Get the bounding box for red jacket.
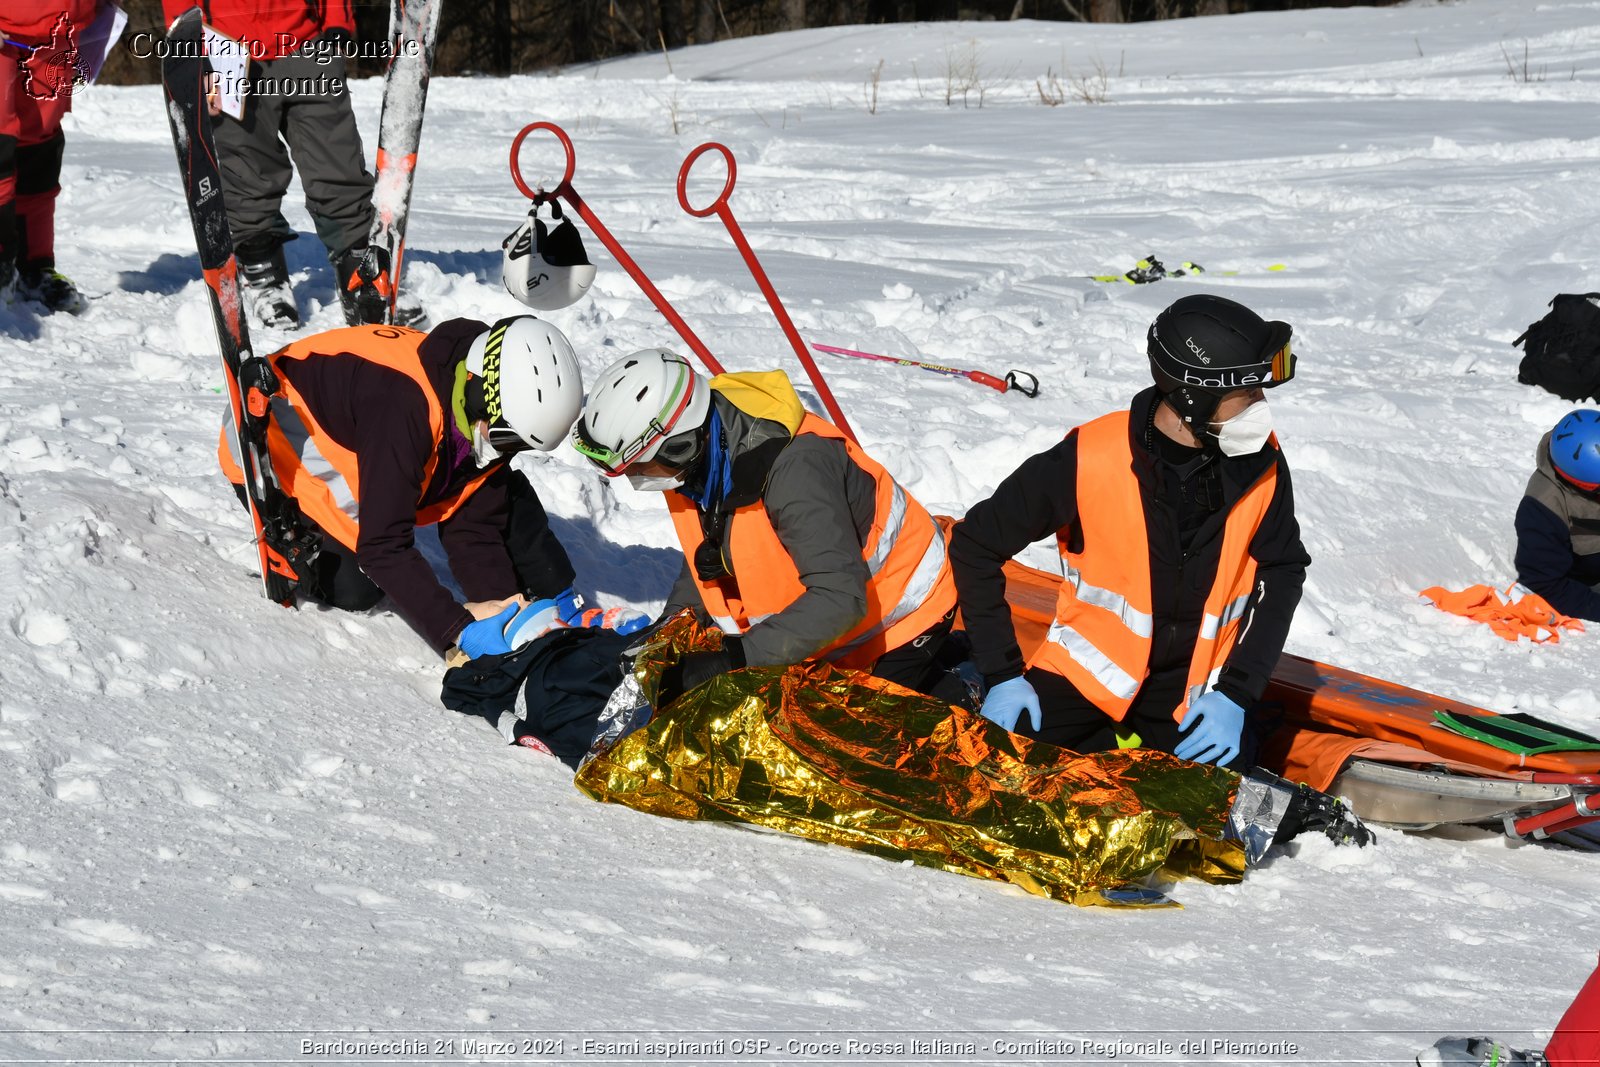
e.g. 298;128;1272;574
158;1;355;60
1;1;100;44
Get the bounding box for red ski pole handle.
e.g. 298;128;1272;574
678;141;858;443
677;142;737;218
509;121;575;200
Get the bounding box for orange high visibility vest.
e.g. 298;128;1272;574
666;413;956;670
217;325;496;551
1027;410;1278;722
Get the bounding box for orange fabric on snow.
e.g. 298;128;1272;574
1419;583;1584;644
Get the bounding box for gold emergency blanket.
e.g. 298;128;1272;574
575;621;1247;908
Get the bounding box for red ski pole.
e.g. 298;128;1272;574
510;122;725;377
811;342;1039;397
676;142;857;443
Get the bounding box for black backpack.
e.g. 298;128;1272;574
1514;293;1600;401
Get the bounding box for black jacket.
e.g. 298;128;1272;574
949;387;1309;712
440;627;633;768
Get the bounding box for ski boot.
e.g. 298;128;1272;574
552;587;652;636
334;245;388;326
1124;254;1170;285
17;263;86;314
335;245;427;328
237;244;299;328
504;597;567;652
1226;767;1374;864
1417;1037;1547;1066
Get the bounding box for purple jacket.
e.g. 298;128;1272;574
276;319;518;653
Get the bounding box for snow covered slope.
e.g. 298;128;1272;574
3;0;1598;1060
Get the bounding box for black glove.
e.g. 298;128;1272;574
655;641;744;707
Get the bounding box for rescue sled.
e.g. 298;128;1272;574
999;560;1600;843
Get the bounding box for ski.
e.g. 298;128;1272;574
1088;254;1287;284
358;0;444;325
161;8;313;605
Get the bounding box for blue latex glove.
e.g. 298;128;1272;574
978;676;1042;734
1174;690;1246;765
457;603;519;660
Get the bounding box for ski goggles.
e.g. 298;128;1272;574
572;358;698;475
1264;332;1296;387
486;422;534;455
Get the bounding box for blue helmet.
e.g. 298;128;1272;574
1550;409;1600;489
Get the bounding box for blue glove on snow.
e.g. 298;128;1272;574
1174;690;1246;765
457;603;519;660
978;676;1042;734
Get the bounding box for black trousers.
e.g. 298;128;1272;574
1014;665;1255;771
870;609;976;707
240;470;574;612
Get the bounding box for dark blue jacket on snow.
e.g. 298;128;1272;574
1514;430;1600;621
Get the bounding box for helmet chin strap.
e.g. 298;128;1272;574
1161;386;1222;439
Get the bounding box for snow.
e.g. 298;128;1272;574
3;0;1599;1059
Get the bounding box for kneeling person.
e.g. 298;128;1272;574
950;295;1310;769
573;351;958;700
221;316;610;662
1515;409;1600;622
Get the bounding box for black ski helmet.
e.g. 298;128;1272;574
1147;294;1295;429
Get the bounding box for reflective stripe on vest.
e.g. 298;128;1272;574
1027;410;1277;722
215;325;494;551
666;411;956;670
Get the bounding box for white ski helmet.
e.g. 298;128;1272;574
501;199;597;311
572;349;711;475
465;316;583;453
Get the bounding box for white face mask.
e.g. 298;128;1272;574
471;425;501;468
626;471;685;492
1210;399;1273;457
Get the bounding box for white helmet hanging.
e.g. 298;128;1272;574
572;349;711;476
501;199;597;311
465;316;583;453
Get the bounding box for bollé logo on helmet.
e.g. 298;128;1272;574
482;326;507;422
1183;367;1265;389
1186;336;1211;365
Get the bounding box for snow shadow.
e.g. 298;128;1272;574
405;248;501;286
549;513;682;610
115;252;199;296
0;301;43;340
415;515;681;611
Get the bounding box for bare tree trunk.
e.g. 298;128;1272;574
661;0;688;48
782;0;806;32
1195;0;1229;13
1088;0;1123;21
638;0;662;51
693;0;717;43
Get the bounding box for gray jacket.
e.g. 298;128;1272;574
664;392;879;667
